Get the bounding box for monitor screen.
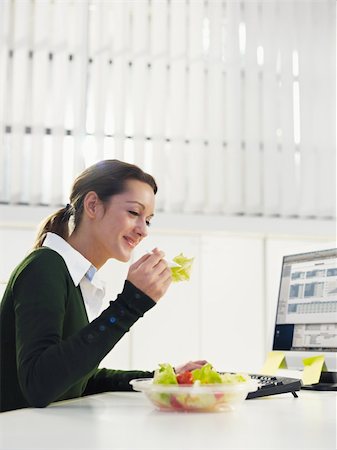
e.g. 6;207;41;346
272;248;337;371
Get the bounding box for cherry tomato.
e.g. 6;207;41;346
176;371;194;385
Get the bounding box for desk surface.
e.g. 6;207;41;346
0;390;336;450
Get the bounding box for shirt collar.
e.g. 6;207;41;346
42;232;96;287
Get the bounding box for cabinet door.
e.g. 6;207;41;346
200;234;264;373
129;233;200;370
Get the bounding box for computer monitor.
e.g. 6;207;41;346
272;248;337;387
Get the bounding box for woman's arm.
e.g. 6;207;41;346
83;368;154;395
13;250;155;408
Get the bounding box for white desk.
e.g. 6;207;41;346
0;390;335;450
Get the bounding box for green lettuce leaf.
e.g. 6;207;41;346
153;363;178;385
191;363;222;384
220;372;250;384
171;253;194;282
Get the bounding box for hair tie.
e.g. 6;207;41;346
61;203;73;222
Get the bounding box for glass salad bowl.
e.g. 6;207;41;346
130;378;258;412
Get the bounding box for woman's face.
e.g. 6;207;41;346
91;179;155;265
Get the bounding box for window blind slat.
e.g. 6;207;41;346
8;131;25;203
130;1;149;168
205;1;225;213
165;142;186;212
0;0;11;203
30;133;44;205
11;1;31;128
278;2;298;217
151;139;166;211
243;1;262;215
47;1;70;131
148;1;168;211
296;1;316;218
50;133;64;205
225;1;243;214
166;0;187;212
31;1;50;128
185;1;205;212
0;0;10;128
311;1;335;218
87;3;111;162
168;0;187;140
260;2;280;216
111;1;129;161
69;1;89;177
8;1;32;203
186;1;204;141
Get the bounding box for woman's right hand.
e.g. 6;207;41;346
127;248;172;302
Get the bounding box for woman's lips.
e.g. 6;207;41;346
124;236;137;248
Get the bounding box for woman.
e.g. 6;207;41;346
0;159;204;412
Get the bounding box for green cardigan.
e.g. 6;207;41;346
0;247;155;412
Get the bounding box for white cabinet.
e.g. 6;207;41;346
199;234;265;373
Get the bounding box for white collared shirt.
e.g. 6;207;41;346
42;232;105;322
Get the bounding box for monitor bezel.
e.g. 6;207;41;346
272;248;337;372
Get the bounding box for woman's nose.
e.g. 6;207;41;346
135;219;148;238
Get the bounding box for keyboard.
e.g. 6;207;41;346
246;374;302;399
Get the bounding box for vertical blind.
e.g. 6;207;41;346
0;0;335;219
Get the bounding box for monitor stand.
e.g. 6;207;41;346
301;371;337;391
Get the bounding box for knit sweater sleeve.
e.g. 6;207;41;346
13;250;156;408
83;368;154;396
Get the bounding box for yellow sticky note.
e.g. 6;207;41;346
302;355;326;386
260;351;287;375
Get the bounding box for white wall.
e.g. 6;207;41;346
0;205;335;374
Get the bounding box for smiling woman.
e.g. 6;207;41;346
67;179;156;267
0;159;202;413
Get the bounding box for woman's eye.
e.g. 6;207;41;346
129;211;151;227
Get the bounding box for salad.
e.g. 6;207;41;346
153;362;250;385
170;253;194;282
131;363;256;412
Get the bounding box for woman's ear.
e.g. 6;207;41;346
83;191;101;219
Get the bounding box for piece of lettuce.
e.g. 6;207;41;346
191;363;223;384
220;372;250;384
153;363;178;385
171;253;194;282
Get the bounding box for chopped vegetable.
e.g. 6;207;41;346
171;253;194;282
191;363;223;384
153;363;178;385
176;371;194;385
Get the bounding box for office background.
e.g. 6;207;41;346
0;0;335;372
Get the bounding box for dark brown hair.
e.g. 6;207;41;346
33;159;157;248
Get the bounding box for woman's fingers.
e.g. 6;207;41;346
127;248;172;302
131;252;152;270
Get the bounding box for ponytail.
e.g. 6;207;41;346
33;204;73;249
